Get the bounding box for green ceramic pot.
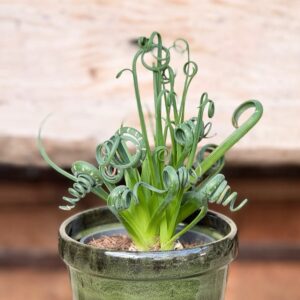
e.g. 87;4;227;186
59;207;238;300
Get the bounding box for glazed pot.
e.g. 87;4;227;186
59;207;238;300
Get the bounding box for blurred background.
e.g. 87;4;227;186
0;1;299;299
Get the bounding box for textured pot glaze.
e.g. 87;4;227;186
59;207;238;300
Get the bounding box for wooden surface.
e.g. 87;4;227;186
0;0;299;166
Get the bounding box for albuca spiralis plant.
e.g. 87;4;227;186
39;32;263;251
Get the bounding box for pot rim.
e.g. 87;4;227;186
59;206;237;256
59;206;238;279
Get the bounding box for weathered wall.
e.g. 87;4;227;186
0;0;299;166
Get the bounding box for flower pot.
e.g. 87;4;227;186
59;207;238;300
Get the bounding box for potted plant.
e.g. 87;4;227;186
39;32;263;300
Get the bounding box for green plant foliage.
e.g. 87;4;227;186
38;32;263;251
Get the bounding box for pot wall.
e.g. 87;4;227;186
69;265;228;300
59;207;238;300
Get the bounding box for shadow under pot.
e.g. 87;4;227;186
59;206;238;300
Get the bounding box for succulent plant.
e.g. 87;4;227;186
39;32;263;251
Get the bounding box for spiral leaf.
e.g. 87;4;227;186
96;127;146;170
71;161;103;185
138;32;171;72
108;185;138;212
60;174;95;210
196;144;225;177
60;161;103;210
175;118;200;148
172;38;189;54
95;126;147;185
207;174;248;211
183;61;198;78
183;174;247;212
194;100;263;178
99;165;124;184
153;146;170;164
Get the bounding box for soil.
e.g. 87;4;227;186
88;234;201;251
